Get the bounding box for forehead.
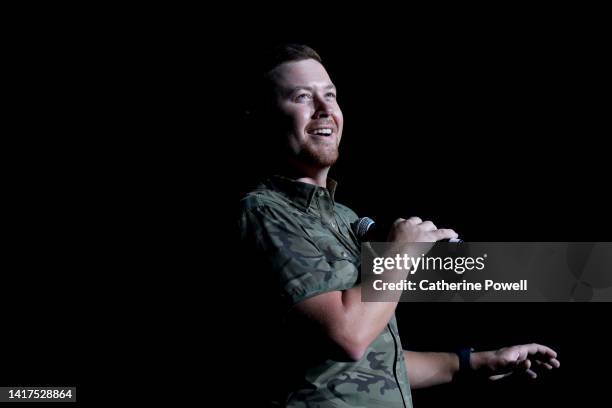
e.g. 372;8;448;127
270;59;334;89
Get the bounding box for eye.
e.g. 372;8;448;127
294;93;312;102
325;92;336;99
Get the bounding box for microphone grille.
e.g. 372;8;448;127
354;217;375;240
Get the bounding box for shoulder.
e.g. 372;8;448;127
239;187;288;214
238;188;303;234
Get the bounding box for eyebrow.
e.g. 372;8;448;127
286;84;337;94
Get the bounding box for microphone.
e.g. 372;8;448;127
353;217;381;242
353;216;463;243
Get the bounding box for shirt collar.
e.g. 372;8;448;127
265;175;337;210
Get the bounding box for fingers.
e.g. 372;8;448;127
406;216;422;225
391;216;458;243
488;344;560;383
523;343;558;359
550;358;560;368
431;228;459;241
533;360;554;370
489;373;513;381
513;355;560;380
419;220;437;231
520;355;561;379
393;218;406;225
407;217;458;240
515;344;561;380
489;360;537;381
521;360;538;379
508;343;558;365
514;343;561;372
533;357;560;369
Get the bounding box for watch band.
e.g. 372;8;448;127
457;347;474;372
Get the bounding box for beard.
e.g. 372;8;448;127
296;138;339;168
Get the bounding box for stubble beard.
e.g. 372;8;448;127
298;138;339;168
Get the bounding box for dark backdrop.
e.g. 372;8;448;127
4;10;609;407
225;26;611;407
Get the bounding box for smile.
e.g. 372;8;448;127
307;128;334;136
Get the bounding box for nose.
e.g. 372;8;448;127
312;109;331;119
312;96;333;119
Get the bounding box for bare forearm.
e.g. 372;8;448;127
344;239;436;349
404;351;459;389
337;245;415;359
294;225;456;361
338;285;400;358
293;283;401;361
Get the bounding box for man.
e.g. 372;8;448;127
238;44;559;407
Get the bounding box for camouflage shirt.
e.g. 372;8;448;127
238;175;412;407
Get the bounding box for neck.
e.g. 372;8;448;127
296;173;328;187
281;160;330;187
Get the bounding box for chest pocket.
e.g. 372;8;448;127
315;235;355;262
296;211;359;264
297;212;360;288
314;234;360;289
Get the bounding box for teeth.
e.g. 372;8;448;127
311;128;333;135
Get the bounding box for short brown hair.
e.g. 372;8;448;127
261;44;322;76
246;43;324;120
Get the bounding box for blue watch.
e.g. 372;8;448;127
457;347;474;372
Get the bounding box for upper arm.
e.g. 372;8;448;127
240;201;363;358
240;202;356;309
292;290;345;331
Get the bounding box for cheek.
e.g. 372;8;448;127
334;110;344;131
290;108;312;133
277;103;312;133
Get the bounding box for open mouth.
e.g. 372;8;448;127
306;127;334;137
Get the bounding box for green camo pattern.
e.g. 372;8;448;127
238;176;412;407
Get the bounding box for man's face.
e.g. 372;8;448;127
270;58;344;168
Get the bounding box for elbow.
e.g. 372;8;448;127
335;329;371;362
344;343;368;362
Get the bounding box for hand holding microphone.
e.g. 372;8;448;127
354;216;462;243
354;216;462;268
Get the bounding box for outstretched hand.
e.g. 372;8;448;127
472;343;560;380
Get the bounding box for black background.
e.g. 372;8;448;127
3;6;610;407
223;16;611;408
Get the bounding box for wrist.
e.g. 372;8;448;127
470;350;484;371
452;347;475;383
457;347;474;372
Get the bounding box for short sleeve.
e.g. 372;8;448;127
239;202;357;309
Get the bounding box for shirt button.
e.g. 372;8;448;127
341;251;348;257
317;191;324;197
